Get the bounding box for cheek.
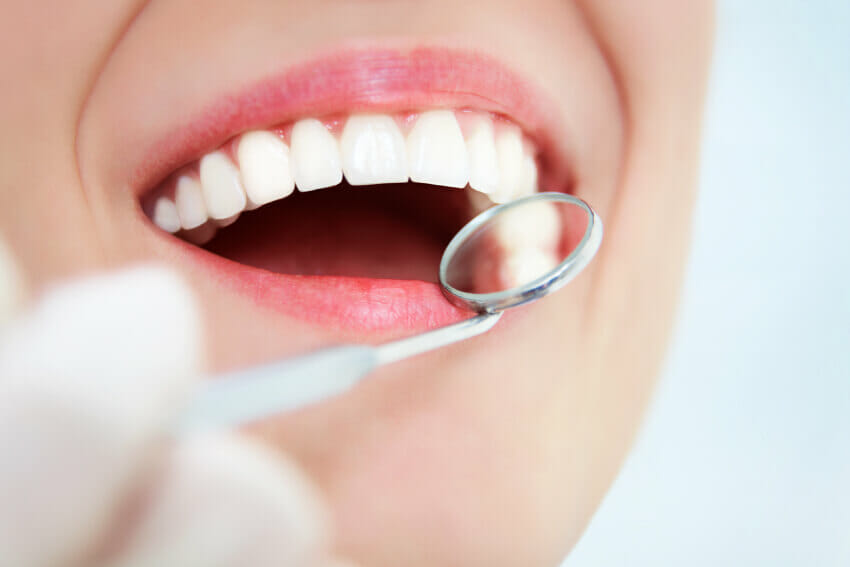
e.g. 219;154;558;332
0;1;153;287
0;157;105;287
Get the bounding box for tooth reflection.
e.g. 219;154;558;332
499;248;560;289
465;200;562;293
493;200;561;252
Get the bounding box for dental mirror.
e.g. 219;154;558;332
179;192;602;431
440;192;602;313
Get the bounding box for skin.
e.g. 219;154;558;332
0;1;713;566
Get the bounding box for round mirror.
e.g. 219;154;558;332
440;192;602;313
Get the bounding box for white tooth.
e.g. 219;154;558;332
183;221;218;246
237;131;295;205
407;110;468;188
199;152;247;219
174;176;208;230
152;196;181;233
340;114;408;185
464;115;499;195
492;125;524;203
215;213;239;228
290;119;343;191
518;153;539;197
492;203;561;289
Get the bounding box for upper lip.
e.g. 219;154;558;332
134;45;576;338
132;46;574;199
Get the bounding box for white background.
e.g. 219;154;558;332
563;2;849;565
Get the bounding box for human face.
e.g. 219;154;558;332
0;1;712;565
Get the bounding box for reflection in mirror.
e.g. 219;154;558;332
443;197;590;295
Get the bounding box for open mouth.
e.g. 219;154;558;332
135;50;573;336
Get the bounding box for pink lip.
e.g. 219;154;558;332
133;46;573;196
187;240;470;335
139;46;573;336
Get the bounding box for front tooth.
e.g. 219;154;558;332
340;114;408;185
492;125;524;203
183;221;218;246
465;115;499;195
199;151;247;219
174;175;208;230
152;196;181;233
407;110;468;188
290;119;343;191
215;213;240;228
237;131;295;205
518;153;539;197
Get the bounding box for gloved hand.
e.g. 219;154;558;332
0;241;349;567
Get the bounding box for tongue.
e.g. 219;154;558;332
205;183;471;282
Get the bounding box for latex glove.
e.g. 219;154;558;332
0;243;345;567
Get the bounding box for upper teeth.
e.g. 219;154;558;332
465;114;500;196
148;109;540;239
290;118;343;191
341;114;409;185
237;130;295;206
408;110;469;188
174;175;207;230
198;151;247;220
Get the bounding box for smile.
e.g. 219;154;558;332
135;48;574;337
4;0;714;563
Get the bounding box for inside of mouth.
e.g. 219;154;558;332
203;182;473;282
143;109;562;282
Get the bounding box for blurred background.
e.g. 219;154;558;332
563;1;849;565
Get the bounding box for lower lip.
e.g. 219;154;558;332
185;239;470;335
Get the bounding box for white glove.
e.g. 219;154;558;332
0;241;348;567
